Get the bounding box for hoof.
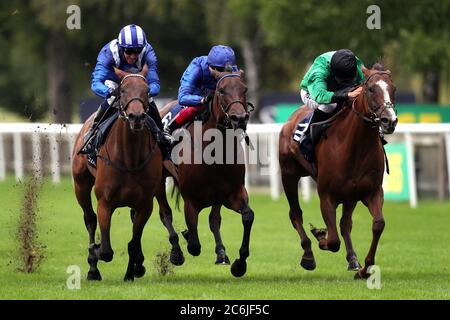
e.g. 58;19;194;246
134;264;146;278
170;249;185;266
310;224;327;241
87;270;102;281
187;244;201;257
124;275;134;282
300;257;316;271
347;259;362;271
181;230;189;241
99;251;114;263
354;269;369;280
230;259;247;277
215;254;230;265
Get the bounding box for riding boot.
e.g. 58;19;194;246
83;103;109;145
296;109;329;162
147;99;175;146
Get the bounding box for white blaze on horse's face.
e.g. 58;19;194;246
374;78;398;134
376;80;397;122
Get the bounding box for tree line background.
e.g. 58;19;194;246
0;0;449;123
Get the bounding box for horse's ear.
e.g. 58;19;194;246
114;67;128;80
140;64;148;77
372;62;385;71
362;65;371;78
209;66;221;80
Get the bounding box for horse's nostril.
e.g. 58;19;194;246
230;115;239;122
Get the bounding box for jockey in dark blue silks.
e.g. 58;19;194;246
84;24;173;149
164;45;239;133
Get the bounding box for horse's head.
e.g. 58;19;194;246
113;65;149;132
209;68;253;131
361;64;398;134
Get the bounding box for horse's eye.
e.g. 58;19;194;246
219;89;226;95
368;86;375;93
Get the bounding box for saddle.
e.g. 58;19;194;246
84;109;160;168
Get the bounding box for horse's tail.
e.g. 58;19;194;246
170;179;181;212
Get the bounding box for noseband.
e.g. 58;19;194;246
117;74;149;120
352;71;396;127
214;73;255;128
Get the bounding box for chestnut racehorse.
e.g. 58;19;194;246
72;65;183;281
158;70;255;277
279;64;398;279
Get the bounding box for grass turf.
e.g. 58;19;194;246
0;176;449;300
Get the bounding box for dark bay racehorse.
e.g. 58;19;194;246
72;65;183;281
279;64;397;278
158;70;254;277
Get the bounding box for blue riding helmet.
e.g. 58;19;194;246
118;24;147;49
207;45;237;69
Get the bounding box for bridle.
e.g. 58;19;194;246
214;73;255;128
96;73;156;172
117;74;149;121
351;71;396;127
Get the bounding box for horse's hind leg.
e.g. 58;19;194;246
156;180;185;266
341;202;361;271
225;186;254;278
281;168;315;271
184;200;201;256
96;200;114;262
209;205;230;265
356;189;385;279
124;206;151;282
74;174;101;281
316;195;340;252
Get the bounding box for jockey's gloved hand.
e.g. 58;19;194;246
331;88;350;103
108;87;120;98
201;92;214;105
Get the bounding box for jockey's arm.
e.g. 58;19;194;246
178;63;203;106
91;62;114;99
307;73;335;104
144;47;160;97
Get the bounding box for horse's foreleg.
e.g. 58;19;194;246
96;200;114;263
184;200;201;256
281;169;315;271
341;202;361;271
156;180;185;266
74;176;101;281
356;189;385;279
318;195;340;252
124;206;151;282
209;205;230;265
226;186;254;278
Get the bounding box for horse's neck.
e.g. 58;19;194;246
336;96;381;161
108;119;152;165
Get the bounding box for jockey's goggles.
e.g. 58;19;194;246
123;47;143;55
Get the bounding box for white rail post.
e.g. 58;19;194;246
0;133;5;181
49;133;60;184
13;132;23;181
405;132;418;208
301;177;311;202
269;132;279;200
445;133;450;198
31;132;42;181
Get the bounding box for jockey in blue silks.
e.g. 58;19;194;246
85;24;173;147
164;45;239;133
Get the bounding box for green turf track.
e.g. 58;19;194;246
0;176;449;300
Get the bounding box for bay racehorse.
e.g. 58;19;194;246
279;64;397;279
158;69;255;277
72;65;183;281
